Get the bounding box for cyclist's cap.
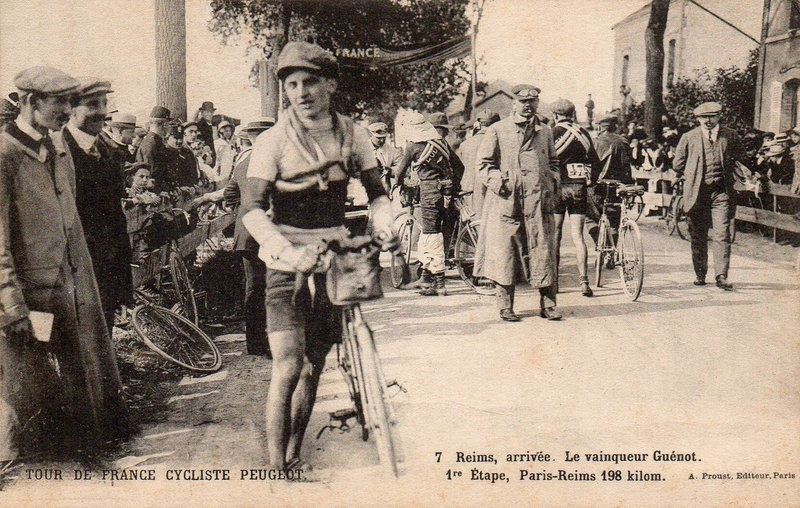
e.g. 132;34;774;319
277;41;338;81
368;122;389;137
14;66;80;97
693;101;722;117
598;113;619;125
511;84;540;100
551;98;576;116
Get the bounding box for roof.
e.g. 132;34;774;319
612;0;678;30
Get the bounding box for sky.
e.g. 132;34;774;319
0;0;740;124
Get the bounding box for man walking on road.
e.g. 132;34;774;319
242;42;394;473
672;101;746;290
474;84;562;322
551;99;602;298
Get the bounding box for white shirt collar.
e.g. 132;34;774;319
67;121;98;152
701;124;720;142
15;117;44;142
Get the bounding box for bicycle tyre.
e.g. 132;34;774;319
390;220;412;289
169;249;199;325
355;318;399;477
339;313;369;441
627;194;645;221
673;196;689;241
665;197;677;235
131;304;222;372
454;220;495;295
618;220;645;301
594;219;607;288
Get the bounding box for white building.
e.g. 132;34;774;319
611;0;762;107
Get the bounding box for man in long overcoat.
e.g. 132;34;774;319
474;84;562;322
0;67;129;460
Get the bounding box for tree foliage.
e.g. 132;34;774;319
208;0;471;122
664;48;759;135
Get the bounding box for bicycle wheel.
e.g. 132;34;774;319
390;220;412;289
618;220;645;301
673;196;689;241
664;197;677;235
454;220;495;295
353;312;398;477
594;219;607;288
131;304;222;372
339;312;369;441
169;249;199;325
627;193;645;221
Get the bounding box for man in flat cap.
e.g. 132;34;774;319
99;111;137;165
242;41;395;473
474;84;562;322
136;105;174;192
457;108;500;216
551;98;602;298
587;113;633;247
0;66;129;460
368;122;402;193
64;78;134;338
673;101;746;290
196;101;217;166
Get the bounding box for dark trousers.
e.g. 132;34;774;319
687;186;732;280
242;251;269;354
495;283;556;312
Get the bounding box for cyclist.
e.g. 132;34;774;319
588;113;634;250
394;112;458;296
551;99;602;297
241;42;394;474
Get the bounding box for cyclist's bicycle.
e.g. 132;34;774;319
445;192;495;295
390;189;493;294
664;178;688;240
299;236;400;477
129;288;222;372
594;181;646;301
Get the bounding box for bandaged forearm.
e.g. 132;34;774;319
369;195;393;235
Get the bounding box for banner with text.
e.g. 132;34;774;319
334;35;471;68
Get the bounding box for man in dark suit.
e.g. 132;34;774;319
136;105;173;191
99;112;137;165
673;101;746;290
196;101;216;166
64;78;133;334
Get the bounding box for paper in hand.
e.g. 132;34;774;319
28;311;54;342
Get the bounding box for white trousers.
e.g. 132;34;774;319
418;232;445;273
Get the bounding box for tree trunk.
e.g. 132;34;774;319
645;0;670;140
155;0;187;120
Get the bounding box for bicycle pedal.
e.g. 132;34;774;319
386;379;407;394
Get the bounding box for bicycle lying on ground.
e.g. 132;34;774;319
129;288;222;373
594;181;646;301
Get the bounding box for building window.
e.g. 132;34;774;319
621;54;630;88
780;79;800;130
666;39;676;88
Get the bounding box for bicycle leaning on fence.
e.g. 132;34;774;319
594;181;646;301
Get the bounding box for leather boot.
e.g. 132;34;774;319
420;272;446;296
580;276;593;297
414;268;432;289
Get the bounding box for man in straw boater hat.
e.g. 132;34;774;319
0;66;130;460
473;83;562;322
241;42;395;473
673;101;747;290
394;111;458;295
